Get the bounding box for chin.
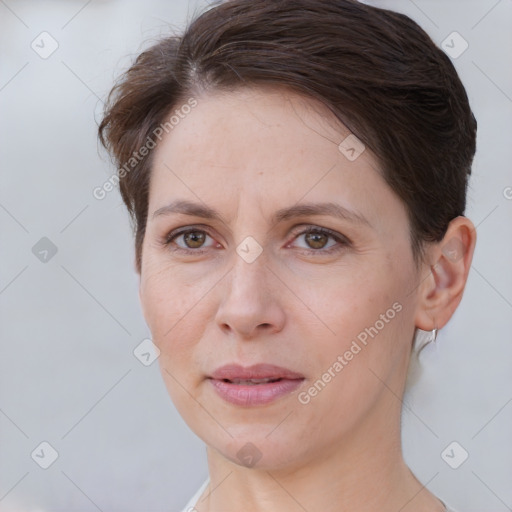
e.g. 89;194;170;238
204;429;307;471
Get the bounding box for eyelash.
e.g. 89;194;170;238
161;225;350;256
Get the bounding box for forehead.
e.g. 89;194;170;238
157;85;352;167
148;86;406;233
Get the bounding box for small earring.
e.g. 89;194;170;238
417;325;439;356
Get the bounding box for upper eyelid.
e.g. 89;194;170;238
166;224;341;238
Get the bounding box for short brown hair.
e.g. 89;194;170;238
98;0;477;273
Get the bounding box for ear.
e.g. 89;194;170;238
414;216;477;331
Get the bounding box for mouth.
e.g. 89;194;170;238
209;363;304;381
207;364;305;406
218;377;284;385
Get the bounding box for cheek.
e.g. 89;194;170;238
139;266;202;349
304;263;409;387
140;272;204;408
303;266;392;338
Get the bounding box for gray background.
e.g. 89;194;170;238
1;0;511;511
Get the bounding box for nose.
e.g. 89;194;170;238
215;251;286;340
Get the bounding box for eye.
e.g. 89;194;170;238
289;226;350;255
161;225;350;256
163;227;218;254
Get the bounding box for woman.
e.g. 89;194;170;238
98;1;476;510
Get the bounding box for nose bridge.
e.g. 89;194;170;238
215;241;285;337
227;196;269;292
227;241;270;300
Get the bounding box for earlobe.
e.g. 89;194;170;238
414;216;477;332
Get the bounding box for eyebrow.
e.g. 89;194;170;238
152;199;372;227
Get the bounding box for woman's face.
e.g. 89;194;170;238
139;86;423;470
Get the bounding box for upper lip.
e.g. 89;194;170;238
209;363;304;381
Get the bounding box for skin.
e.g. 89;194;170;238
137;85;476;512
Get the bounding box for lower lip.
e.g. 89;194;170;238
208;378;304;406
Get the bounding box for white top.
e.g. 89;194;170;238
180;478;209;512
441;500;460;512
180;477;459;512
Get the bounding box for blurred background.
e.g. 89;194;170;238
0;0;511;510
